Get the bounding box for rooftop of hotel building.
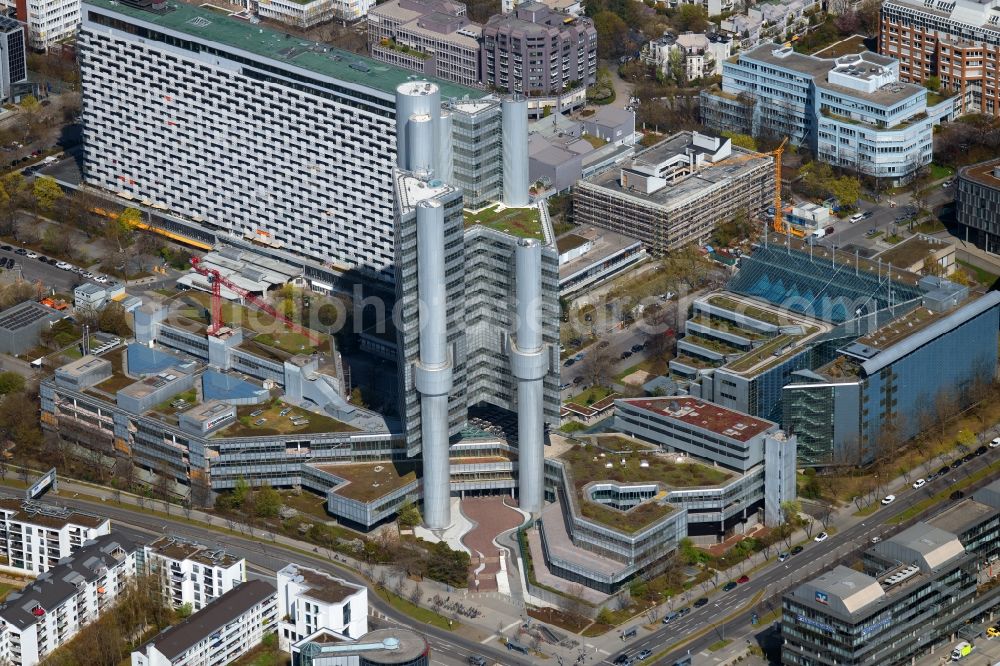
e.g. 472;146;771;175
618;397;775;442
83;0;480;99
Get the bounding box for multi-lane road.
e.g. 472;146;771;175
611;447;1000;666
0;487;527;666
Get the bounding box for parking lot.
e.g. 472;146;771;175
912;629;1000;666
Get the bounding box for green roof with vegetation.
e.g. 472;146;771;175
215;402;359;437
464;204;544;240
316;461;419;501
558;443;732;533
84;0;479;99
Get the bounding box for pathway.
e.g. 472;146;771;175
460;496;524;593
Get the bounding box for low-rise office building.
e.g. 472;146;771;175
277;564;368;651
556;226;646;296
130;580;277;666
144;536;245;612
291;627;430;666
0;300;62;356
782;516;1000;665
0;499;110;575
572;131;774;254
0;533;142;666
956;158;1000;254
701;43;955;182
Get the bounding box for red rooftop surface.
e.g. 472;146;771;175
619;397;774;442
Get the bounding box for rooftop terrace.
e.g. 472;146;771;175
463;204;544;240
874;235;951;269
214;402;359;437
557;441;732;532
618;397;774;442
83;0;479;99
313;461;418;501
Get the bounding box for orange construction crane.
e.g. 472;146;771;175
189;257;320;344
704;138;796;238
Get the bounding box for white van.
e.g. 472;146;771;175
849;212;865;224
951;641;973;660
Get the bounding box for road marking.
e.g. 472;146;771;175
481;621;521;643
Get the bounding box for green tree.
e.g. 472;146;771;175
925;75;941;92
397;499;421;528
0;372;25;395
828;176;861;209
176;602;193;619
42;224;73;258
676;3;709;32
592;11;629;59
721;131;758;151
232;476;250;507
98;302;133;337
32;176;64;214
254;483;281;518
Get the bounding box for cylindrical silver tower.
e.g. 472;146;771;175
414;199;453;531
407;113;434;175
510;239;547;516
436;110;454;186
501;95;529;208
395;81;441;172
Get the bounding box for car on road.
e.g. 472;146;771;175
663;611;680;624
14;248;26;255
636;649;652;661
991;437;1000;448
82;271;93;279
976;445;988;456
95;275;108;283
564;358;575;367
722;581;738;592
613;655;631;666
988;626;1000;639
573;376;584;384
871;536;882;544
25;251;37;259
950;490;965;500
676;607;690;618
621;351;632;359
0;246;10;251
912;478;926;489
737;575;750;584
939;465;951;475
693;597;709;608
814;532;829;543
467;656;487;666
791;545;804;555
881;494;896;505
778;552;790;562
953;457;965;468
849;212;865;224
56;261;71;270
559;382;571;390
631;344;644;353
963;453;974;462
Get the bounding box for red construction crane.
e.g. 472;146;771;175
189;257;320;344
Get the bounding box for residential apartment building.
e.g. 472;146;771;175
256;0;375;28
368;0;482;88
481;2;597;100
701;43;953;182
2;0;79;51
0;533;142;666
143;536;245;612
642;32;731;81
572;131;774;254
0;498;110;575
880;0;1000;116
783;516;1000;665
956;157;1000;253
0;16;26;102
276;564;368;651
78;0;478;286
131;580;277;666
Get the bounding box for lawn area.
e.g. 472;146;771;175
0;582;17;602
318;461;419;502
278;489;330;520
913;219;946;234
958;260;998;286
884;234;905;245
380;589;455;630
216;401;359;437
929;163;955;180
464;204;543;240
708;639;732;651
812;35;868;58
559;421;587;433
152;388;197;416
567;385;615;405
581;133;608;149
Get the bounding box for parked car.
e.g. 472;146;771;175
939;465;951;475
82;271;93;279
250;409;264;417
56;261;71;270
814;532;829;543
0;245;10;251
25;251;37;259
912;478;926;489
636;649;652;661
279;408;292;416
253;418;267;426
976;445;988;456
991;437;1000;448
987;626;1000;639
881;495;896;505
95;275;108;283
564;358;575;367
778;552;790;562
630;344;644;353
722;581;738;592
871;536;882;544
621;351;632;359
791;545;804;555
693;597;709;608
598;341;610;349
573;376;584;385
662;611;679;624
676;607;690;618
14;248;26;255
737;575;750;584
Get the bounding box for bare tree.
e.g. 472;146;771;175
644;604;662;625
